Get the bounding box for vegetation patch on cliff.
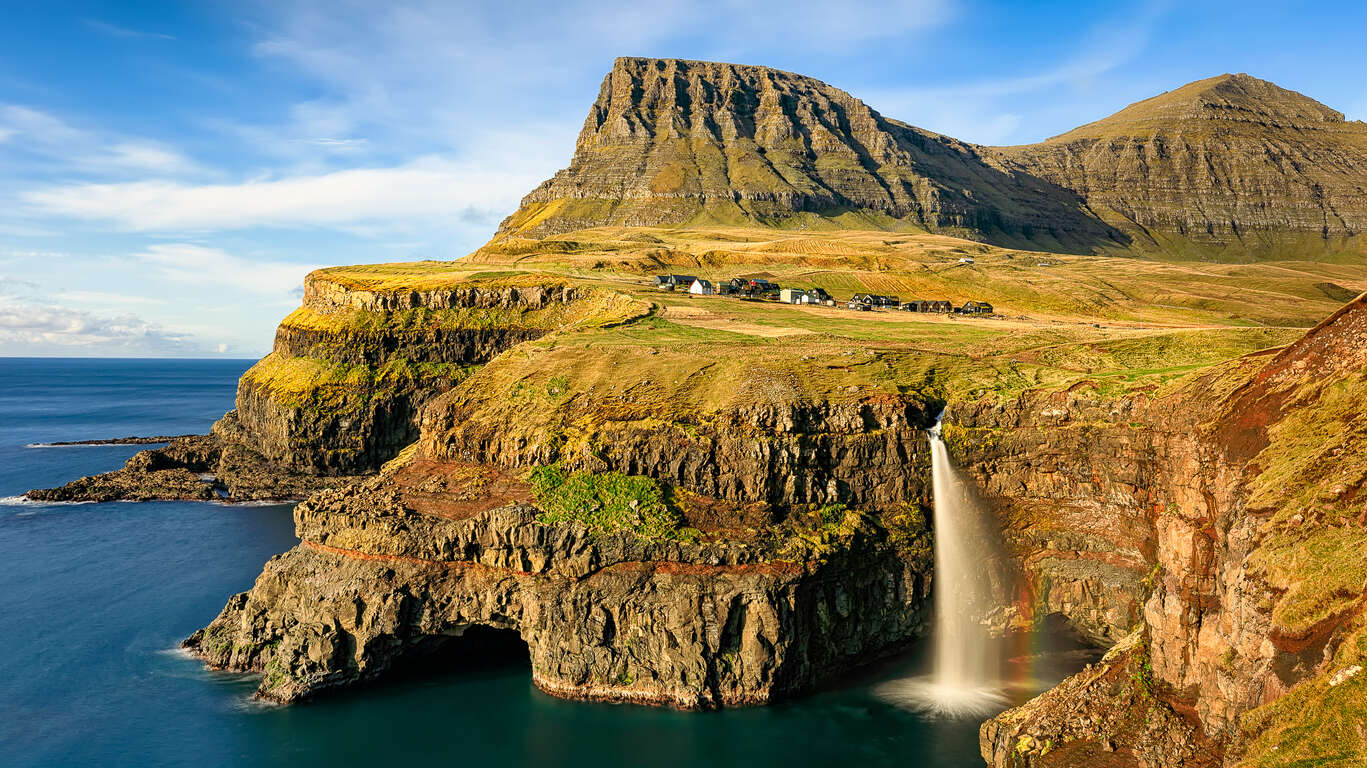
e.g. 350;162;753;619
529;464;695;542
242;353;474;409
1245;370;1367;636
1238;622;1367;766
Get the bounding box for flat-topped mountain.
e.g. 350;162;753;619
1002;73;1367;259
495;59;1367;260
495;57;1122;252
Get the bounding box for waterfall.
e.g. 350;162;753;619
876;413;1007;718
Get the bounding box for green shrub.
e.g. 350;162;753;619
529;464;686;541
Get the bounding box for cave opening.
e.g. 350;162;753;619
396;625;531;682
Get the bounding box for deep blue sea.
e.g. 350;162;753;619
0;358;1091;767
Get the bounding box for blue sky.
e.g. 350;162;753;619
1;0;1364;357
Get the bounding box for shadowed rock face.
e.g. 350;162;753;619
497;57;1123;252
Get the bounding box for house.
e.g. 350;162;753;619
851;293;874;305
689;279;715;296
960;300;994;314
799;287;831;305
847;300;871;311
653;274;698;290
731;277;779;297
874;294;900;307
779;288;804;304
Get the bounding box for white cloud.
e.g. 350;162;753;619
0;298;204;356
0;104;203;178
131;244;317;297
22;155;539;233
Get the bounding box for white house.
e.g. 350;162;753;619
689;279;715;296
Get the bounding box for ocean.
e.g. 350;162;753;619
0;358;1091;767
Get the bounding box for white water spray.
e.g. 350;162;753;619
877;414;1007;718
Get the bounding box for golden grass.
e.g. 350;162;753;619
465;225;1367;328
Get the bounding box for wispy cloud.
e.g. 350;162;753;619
83;18;176;41
0;104;203;178
130;244;316;298
0;298;203;356
22;155;539;233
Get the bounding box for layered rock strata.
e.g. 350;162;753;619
495;59;1367;260
977;294;1367;765
1003;74;1367;259
495;57;1120;251
185;478;930;706
232;276;643;475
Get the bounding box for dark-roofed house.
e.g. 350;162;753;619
904;299;953;312
653;274;699;290
961;301;994;315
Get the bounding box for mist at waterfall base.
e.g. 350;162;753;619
876;416;1035;719
1;359;1100;767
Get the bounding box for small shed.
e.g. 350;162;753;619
779;288;804;304
689;279;715;296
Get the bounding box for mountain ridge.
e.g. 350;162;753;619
493;58;1367;261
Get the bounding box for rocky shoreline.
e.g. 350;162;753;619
26;418;357;503
30;434;197;447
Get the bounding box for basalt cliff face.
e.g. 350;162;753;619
975;295;1367;766
179;266;943;706
29;272;649;502
186;482;929;707
494;59;1367;260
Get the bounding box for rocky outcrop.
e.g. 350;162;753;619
426;391;937;513
978;294;1367;765
979;632;1218;768
948;396;1163;645
27;429;354;502
185;478;931;706
229;274;648;475
495;57;1122;251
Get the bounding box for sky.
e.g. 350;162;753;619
1;0;1364;357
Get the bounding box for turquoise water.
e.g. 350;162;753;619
0;358;1094;767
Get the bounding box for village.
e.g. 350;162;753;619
650;274;995;315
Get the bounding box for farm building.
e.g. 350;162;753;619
779;288;804;304
653;274;698;289
730;278;780;297
901;300;953;313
